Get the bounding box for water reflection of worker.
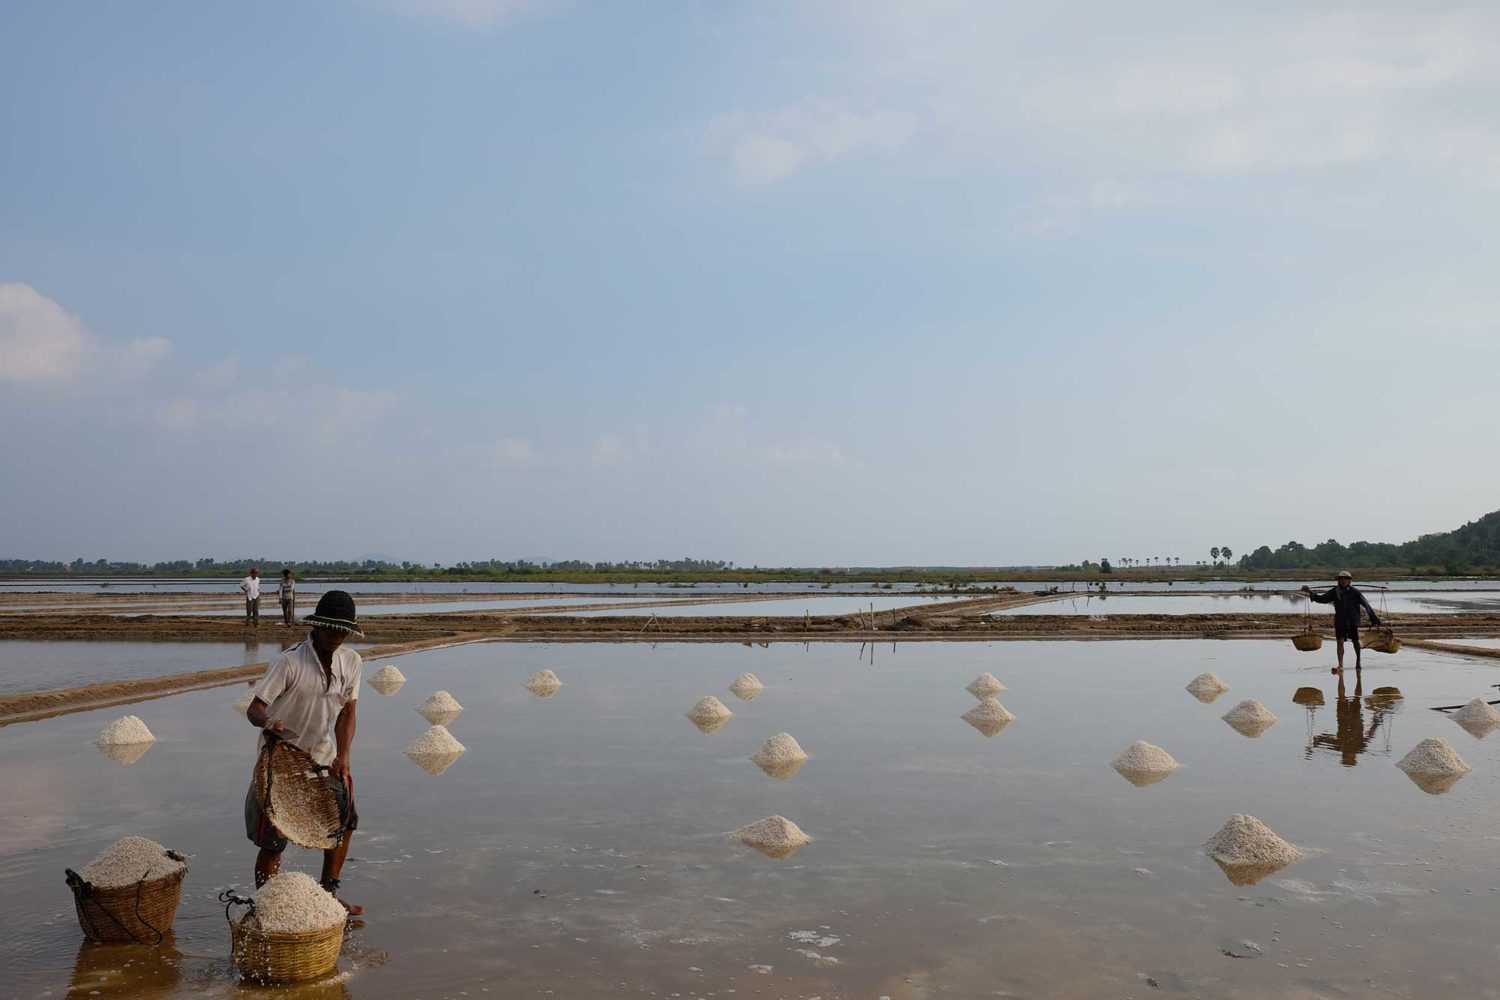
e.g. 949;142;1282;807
1301;570;1380;673
1309;673;1387;766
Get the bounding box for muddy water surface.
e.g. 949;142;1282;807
3;640;1500;998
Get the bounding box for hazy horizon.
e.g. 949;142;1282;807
4;2;1498;565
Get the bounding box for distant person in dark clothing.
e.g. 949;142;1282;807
1302;571;1380;674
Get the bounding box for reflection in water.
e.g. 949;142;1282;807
407;750;465;776
69;935;183;999
96;741;153;765
1303;675;1400;766
1212;858;1292;886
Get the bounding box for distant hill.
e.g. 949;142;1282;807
1239;510;1500;573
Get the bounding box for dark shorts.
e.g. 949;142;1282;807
245;770;358;853
1335;622;1362;645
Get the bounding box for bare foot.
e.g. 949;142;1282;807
335;895;363;916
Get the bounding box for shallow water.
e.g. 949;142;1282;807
997;591;1500;615
561;594;968;618
0;640;292;696
4;639;1500;997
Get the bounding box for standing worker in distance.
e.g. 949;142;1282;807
240;566;261;626
1302;571;1381;674
244;590;365;915
278;568;296;627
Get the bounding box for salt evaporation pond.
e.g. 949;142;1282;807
994;591;1499;615
561;594;969;617
3;640;1500;997
0;640;287;696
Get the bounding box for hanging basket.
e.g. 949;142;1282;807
65;853;187;944
223;891;344;984
1363;626;1400;654
1292;632;1324;652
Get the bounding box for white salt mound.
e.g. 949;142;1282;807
1186;672;1229;696
1396;738;1471;776
525;669;563;692
1203;814;1302;867
1221;700;1276;725
416;690;463;723
963;697;1015;724
729;815;811;858
751;732;808;767
686;696;733;722
405;725;466;757
232;690;256;716
1111;740;1179;775
80;836;185;889
729;673;764;697
1450;699;1500;727
370;664;406;685
965;672;1006;697
246;871;346;933
97;715;155;746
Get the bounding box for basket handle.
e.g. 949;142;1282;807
220;888;255;927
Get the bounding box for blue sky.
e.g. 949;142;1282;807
3;1;1498;565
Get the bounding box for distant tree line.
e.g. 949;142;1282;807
0;556;735;577
1237;510;1500;574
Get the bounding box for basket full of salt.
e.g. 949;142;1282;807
66;836;188;944
223;871;346;984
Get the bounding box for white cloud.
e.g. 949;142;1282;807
0;283;171;384
813;3;1500;209
0;283;93;383
712;100;918;183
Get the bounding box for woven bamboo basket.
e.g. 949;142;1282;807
224;894;344;984
66;853;187;944
1362;627;1400;654
1292;632;1323;652
252;738;345;850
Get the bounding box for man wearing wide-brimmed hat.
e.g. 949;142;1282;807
244;590;365;915
1302;571;1380;674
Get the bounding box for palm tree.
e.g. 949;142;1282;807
1221;546;1233;566
1211;546;1220;566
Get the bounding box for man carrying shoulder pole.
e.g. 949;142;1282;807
1301;571;1381;674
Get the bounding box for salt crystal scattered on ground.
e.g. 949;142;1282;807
686;696;733;723
96;715;155;746
728;673;764;700
965;673;1006;698
524;670;563;695
1203;814;1301;884
245;871;346;933
416;691;463;724
1111;740;1178;786
1186;673;1229;701
1396;738;1470;775
728;815;811;859
80;836;185;889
